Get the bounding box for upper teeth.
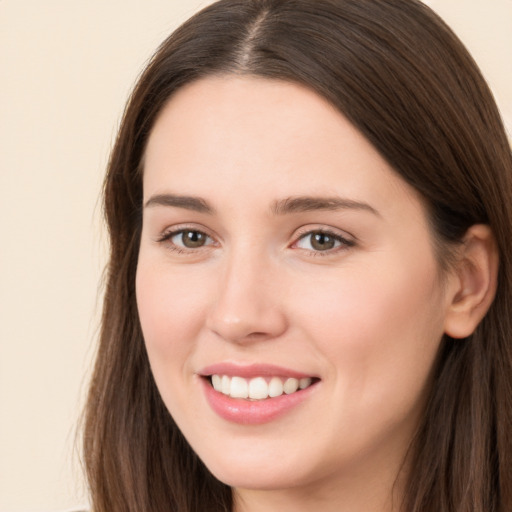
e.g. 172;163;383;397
210;375;313;400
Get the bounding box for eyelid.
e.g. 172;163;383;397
154;223;355;256
156;224;219;249
290;225;356;254
292;224;355;241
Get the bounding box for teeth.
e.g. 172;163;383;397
249;377;268;400
212;374;222;391
230;376;248;398
221;375;230;394
299;377;312;389
268;376;283;397
283;378;299;394
210;374;314;400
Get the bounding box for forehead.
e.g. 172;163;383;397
143;76;423;220
145;76;369;173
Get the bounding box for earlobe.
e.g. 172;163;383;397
443;224;499;339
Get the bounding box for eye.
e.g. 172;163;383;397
158;228;216;251
173;230;211;248
294;230;354;253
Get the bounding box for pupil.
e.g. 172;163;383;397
182;231;205;248
311;233;335;251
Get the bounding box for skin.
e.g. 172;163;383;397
136;76;463;512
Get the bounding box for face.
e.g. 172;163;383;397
136;77;454;496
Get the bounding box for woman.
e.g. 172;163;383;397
83;0;512;510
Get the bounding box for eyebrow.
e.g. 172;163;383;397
271;196;380;217
144;193;214;213
144;193;380;217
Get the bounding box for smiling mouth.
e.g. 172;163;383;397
207;374;318;400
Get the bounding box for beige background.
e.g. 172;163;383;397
1;1;510;511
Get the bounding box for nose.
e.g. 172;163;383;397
206;249;288;344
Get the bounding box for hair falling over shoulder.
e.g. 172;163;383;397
82;1;512;511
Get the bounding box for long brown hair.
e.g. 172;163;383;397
83;1;512;510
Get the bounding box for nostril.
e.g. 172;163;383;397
245;331;271;340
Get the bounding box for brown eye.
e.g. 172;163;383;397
310;232;336;251
171;230;212;249
295;230;353;253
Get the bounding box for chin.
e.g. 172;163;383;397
209;465;302;491
197;445;317;491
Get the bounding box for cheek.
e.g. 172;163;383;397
293;254;446;404
288;258;446;466
135;262;209;377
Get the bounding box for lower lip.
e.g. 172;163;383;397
200;378;317;425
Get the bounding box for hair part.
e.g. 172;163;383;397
83;1;512;511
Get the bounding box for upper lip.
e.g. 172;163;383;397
198;362;317;380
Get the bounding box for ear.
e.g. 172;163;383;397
443;224;499;339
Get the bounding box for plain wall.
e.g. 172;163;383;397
1;1;510;511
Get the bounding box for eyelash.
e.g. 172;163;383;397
156;226;217;254
292;228;355;256
156;226;355;257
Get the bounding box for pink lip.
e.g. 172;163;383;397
199;362;315;380
198;363;319;425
